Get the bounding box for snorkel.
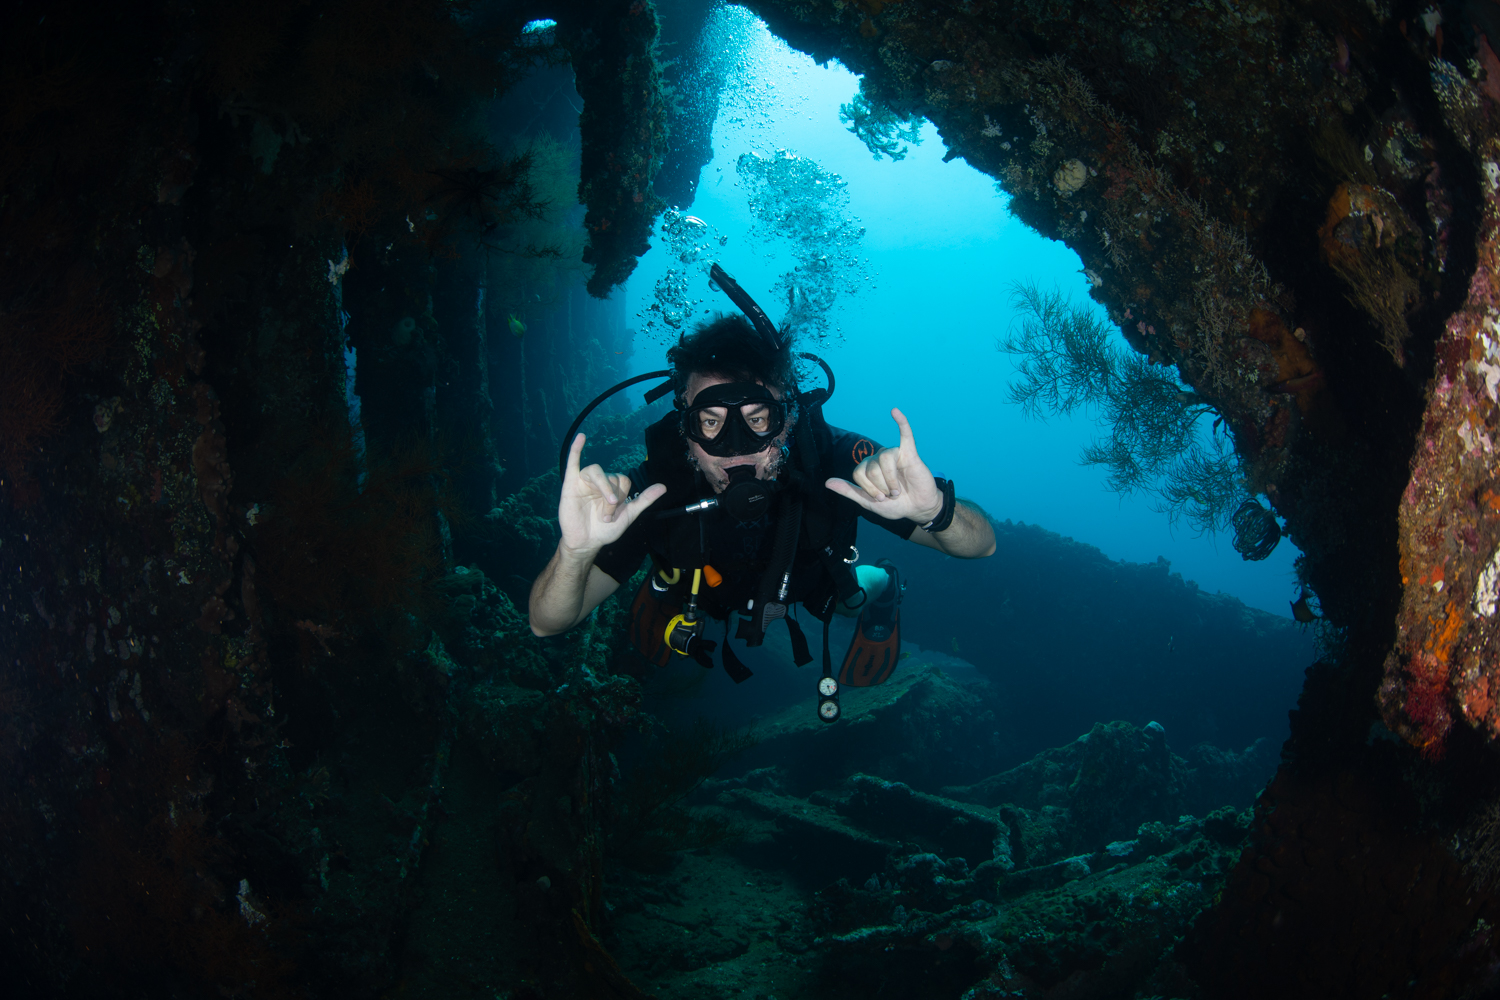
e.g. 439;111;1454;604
708;263;782;349
702;263;836;409
676;265;794;462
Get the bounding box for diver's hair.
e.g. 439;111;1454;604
667;313;798;403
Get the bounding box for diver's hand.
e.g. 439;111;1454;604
825;408;944;523
558;433;666;553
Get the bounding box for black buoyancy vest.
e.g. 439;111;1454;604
631;403;864;637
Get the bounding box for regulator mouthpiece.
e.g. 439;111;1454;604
721;464;776;521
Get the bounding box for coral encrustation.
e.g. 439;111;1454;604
1382;129;1500;755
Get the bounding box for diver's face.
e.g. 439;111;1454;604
683;373;789;492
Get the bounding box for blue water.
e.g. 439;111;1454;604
622;8;1301;617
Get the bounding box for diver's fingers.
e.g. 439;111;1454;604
563;433;587;489
609;473;633;500
877;447;904;497
618;482;668;526
851;458;890;501
825;477;881;513
580;464;618;509
892;408;917;455
850;460;874;495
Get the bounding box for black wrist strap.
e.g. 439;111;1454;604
921;477;957;533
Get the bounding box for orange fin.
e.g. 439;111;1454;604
839;605;901;687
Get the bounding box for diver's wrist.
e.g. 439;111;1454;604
559;539;602;564
918;478;957;532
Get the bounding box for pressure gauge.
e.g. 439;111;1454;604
817;676;840;723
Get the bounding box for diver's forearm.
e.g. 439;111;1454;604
528;543;599;636
925;502;996;558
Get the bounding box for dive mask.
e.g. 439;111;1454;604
682;381;787;457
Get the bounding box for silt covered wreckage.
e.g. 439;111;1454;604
4;0;1500;996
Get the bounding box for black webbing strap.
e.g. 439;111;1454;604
801;498;861;608
818;545;863;608
690;641;717;670
742;491;803;648
729;610;810;671
785;614;813;667
821;615;833;678
720;619;753;683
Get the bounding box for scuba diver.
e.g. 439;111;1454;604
528;265;995;722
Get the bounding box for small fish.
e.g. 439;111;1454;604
1290;588;1318;623
508;314;527;338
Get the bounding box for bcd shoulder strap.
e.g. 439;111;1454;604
736;489;802;648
